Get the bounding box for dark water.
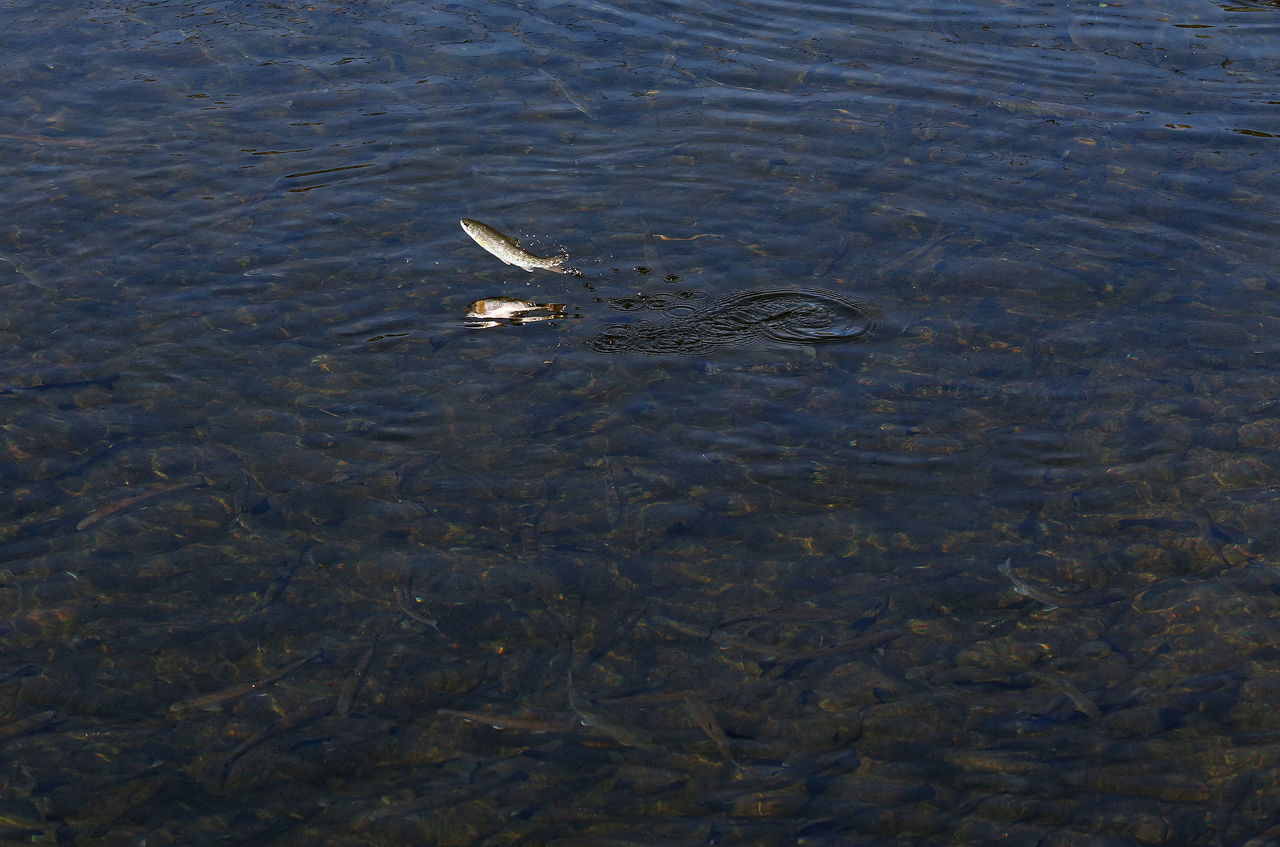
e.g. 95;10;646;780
1;0;1279;843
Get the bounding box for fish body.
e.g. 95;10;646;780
77;480;200;531
567;667;653;748
683;696;739;767
467;297;542;319
998;558;1063;610
460;218;572;274
168;650;325;716
1024;671;1101;719
464;297;568;328
438;709;573;733
0;710;63;740
537;68;597;119
997;558;1122;609
1;373;119;395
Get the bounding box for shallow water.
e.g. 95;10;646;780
1;0;1279;844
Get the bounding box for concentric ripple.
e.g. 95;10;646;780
587;289;881;355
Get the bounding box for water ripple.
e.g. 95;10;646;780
587;288;881;355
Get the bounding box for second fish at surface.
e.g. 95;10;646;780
465;297;572;329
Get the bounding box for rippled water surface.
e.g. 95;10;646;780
2;0;1279;843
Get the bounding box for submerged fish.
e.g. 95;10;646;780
682;695;739;767
77;479;203;531
997;558;1123;610
1024;670;1102;719
567;666;654;748
1;373;120;395
537;68;597;120
460;218;575;275
168;649;326;716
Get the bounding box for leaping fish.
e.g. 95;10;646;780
460;218;577;275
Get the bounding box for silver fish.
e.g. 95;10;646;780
1024;670;1101;719
465;297;568;328
537;68;597;120
997;558;1122;610
460;218;574;274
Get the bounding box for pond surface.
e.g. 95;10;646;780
2;0;1279;844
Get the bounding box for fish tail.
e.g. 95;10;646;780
556;258;584;278
550;252;578;276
